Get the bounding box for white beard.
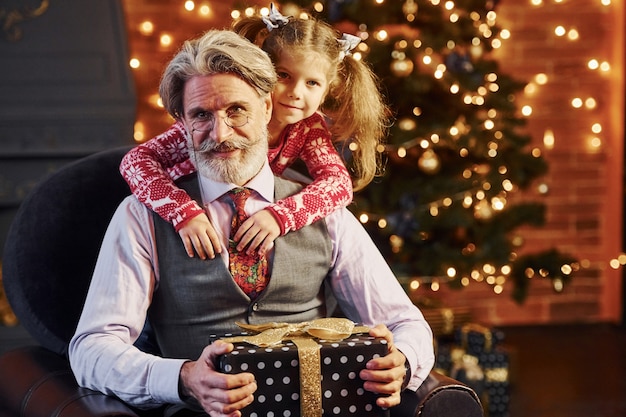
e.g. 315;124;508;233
187;128;269;185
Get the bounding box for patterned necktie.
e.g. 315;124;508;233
227;188;268;299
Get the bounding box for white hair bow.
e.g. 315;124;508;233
338;33;361;60
262;3;290;31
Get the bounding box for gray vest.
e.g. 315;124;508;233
149;174;333;359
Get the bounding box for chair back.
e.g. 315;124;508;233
2;147;132;355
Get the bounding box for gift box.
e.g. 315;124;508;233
211;319;390;417
454;323;506;355
478;348;510;417
435;323;510;417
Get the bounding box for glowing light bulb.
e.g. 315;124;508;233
375;30;388;41
139;21;154;36
198;4;211;16
133;122;145;142
535;73;548;84
543;129;555;149
160;34;173;47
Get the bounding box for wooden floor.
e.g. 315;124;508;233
0;322;625;417
502;323;626;417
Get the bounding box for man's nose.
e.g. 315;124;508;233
208;117;234;142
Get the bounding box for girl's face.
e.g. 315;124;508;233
270;51;331;128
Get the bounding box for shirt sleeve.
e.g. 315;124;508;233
68;196;186;407
324;208;435;391
119;121;205;231
265;115;354;235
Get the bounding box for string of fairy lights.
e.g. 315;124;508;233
127;0;624;296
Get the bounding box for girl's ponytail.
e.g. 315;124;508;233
325;55;391;191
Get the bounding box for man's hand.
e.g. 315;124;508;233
179;341;257;416
178;213;222;260
359;324;408;409
233;209;280;256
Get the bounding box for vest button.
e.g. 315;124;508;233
252;303;259;311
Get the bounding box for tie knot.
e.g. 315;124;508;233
228;187;251;213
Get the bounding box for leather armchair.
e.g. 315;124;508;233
0;147;482;417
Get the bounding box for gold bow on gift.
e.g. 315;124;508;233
221;318;370;347
221;318;372;417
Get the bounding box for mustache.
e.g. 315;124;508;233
194;136;254;154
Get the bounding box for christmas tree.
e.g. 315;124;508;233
274;0;577;303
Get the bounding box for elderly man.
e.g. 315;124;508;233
69;29;434;417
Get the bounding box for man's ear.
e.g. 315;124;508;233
263;94;273;123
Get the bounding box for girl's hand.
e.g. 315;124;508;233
233;209;280;256
178;213;222;259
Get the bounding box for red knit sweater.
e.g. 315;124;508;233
119;112;353;234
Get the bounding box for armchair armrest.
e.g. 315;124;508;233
392;371;483;417
0;346;140;417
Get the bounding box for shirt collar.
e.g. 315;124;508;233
198;160;275;204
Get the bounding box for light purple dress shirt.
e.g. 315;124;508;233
69;161;434;408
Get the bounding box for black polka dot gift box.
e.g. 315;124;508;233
212;319;391;417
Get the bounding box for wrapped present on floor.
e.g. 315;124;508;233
212;318;390;417
454;323;506;355
435;323;510;417
479;348;510;417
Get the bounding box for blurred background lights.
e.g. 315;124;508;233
543;129;555;149
160;33;173;47
139;21;154;35
554;25;566;36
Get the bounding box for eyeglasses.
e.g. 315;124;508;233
191;110;250;135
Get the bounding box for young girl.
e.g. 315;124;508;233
120;5;390;260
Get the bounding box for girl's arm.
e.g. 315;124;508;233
119;122;204;231
266;115;354;235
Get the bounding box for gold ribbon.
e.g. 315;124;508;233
221;318;371;417
485;367;509;382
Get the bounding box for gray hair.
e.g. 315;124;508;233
159;30;277;119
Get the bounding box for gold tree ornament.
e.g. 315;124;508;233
403;0;418;16
390;57;414;77
418;149;441;174
473;200;493;220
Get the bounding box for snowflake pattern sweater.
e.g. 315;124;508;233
119;112;353;235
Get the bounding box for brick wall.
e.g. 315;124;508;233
411;0;625;326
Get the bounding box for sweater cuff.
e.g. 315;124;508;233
263;206;288;236
172;203;206;232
